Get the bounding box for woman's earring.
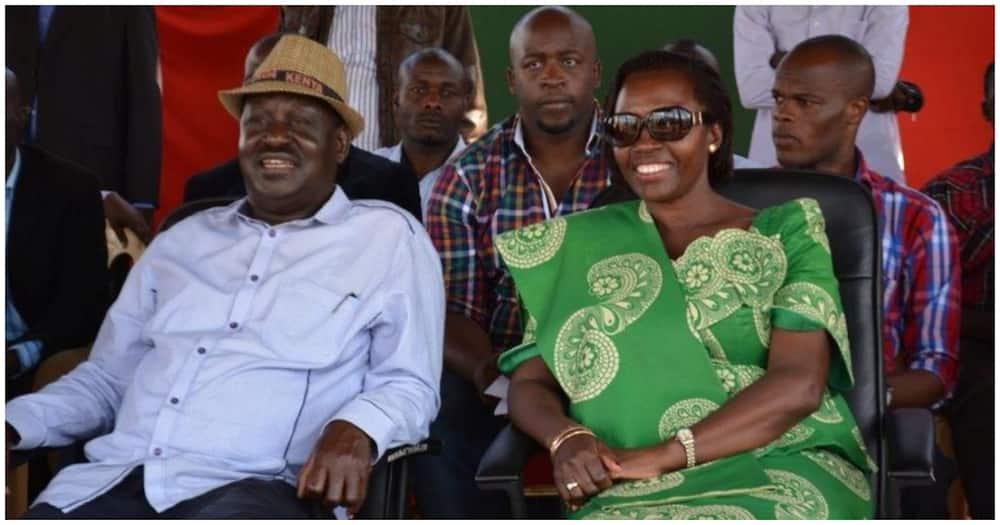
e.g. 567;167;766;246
708;144;719;154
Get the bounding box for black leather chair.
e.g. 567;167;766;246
475;168;935;518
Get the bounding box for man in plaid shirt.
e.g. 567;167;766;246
771;36;960;408
418;6;610;518
922;61;993;519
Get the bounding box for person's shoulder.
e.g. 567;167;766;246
20;145;101;196
348;198;423;238
924;152;992;193
753;197;829;246
449;117;515;170
348;146;406;175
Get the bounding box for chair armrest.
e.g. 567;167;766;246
475;423;539;491
474;424;539;519
384;439;440;464
356;439;440;519
886;407;935;481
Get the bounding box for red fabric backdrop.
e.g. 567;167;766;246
898;6;994;188
153;7;279;228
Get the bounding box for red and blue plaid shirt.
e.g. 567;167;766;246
426;111;611;354
922;144;994;312
855;153;961;397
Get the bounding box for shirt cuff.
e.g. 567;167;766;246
329;398;397;463
10;340;43;377
5;400;48;450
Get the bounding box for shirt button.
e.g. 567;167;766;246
229;322;239;329
197;347;206;354
268;230;277;238
153;448;162;456
170;397;179;405
250;275;259;282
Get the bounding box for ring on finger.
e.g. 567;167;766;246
565;481;580;491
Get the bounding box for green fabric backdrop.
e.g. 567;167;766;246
468;5;754;157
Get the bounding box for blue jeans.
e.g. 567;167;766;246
412;368;511;518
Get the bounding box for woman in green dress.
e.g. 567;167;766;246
495;50;875;519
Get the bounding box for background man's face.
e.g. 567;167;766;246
771;61;855;169
396;57;468;147
507;13;600;136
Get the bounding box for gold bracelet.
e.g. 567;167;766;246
548;426;595;456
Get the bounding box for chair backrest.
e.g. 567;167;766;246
594;168;886;512
159;197;237;233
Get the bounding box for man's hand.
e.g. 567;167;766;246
296;420;373;518
871;80;924;113
103;192;152;245
472;355;501;409
769;50;787;69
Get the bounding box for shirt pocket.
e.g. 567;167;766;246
261;280;363;367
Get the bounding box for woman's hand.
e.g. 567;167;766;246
607;444;676;480
551;432;618;509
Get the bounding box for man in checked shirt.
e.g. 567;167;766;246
922;61;994;519
419;6;611;518
771;35;961;409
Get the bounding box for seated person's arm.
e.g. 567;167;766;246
508;356;615;509
103;190;152;245
444;313;500;402
608;328;830;480
297;228;444;518
424;163;499;399
6;243;159;453
887;204;960;408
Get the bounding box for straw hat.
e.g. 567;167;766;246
218;34;365;137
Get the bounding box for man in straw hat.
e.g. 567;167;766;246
184;32;422;221
6;34;444;519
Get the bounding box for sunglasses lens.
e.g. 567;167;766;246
647;107;692;141
606;114;641;146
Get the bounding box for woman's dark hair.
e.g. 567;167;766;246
602;49;734;189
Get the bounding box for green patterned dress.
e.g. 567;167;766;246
495;198;875;519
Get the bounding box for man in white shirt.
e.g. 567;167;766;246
6;34;444;519
280;6;487;152
733;6;910;182
374;48;469;221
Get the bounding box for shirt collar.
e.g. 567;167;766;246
228;185;353;229
393;136;468;173
447;136;468;162
852;148;878;186
6;147;22;193
512;104;603;161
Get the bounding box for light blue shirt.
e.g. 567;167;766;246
373;137;467;221
6;148;43;374
6;188;444;512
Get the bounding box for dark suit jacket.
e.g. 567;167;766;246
7;145;110;358
183;146;424;221
6;6;162;206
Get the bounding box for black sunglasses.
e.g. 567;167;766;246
603;106;713;147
